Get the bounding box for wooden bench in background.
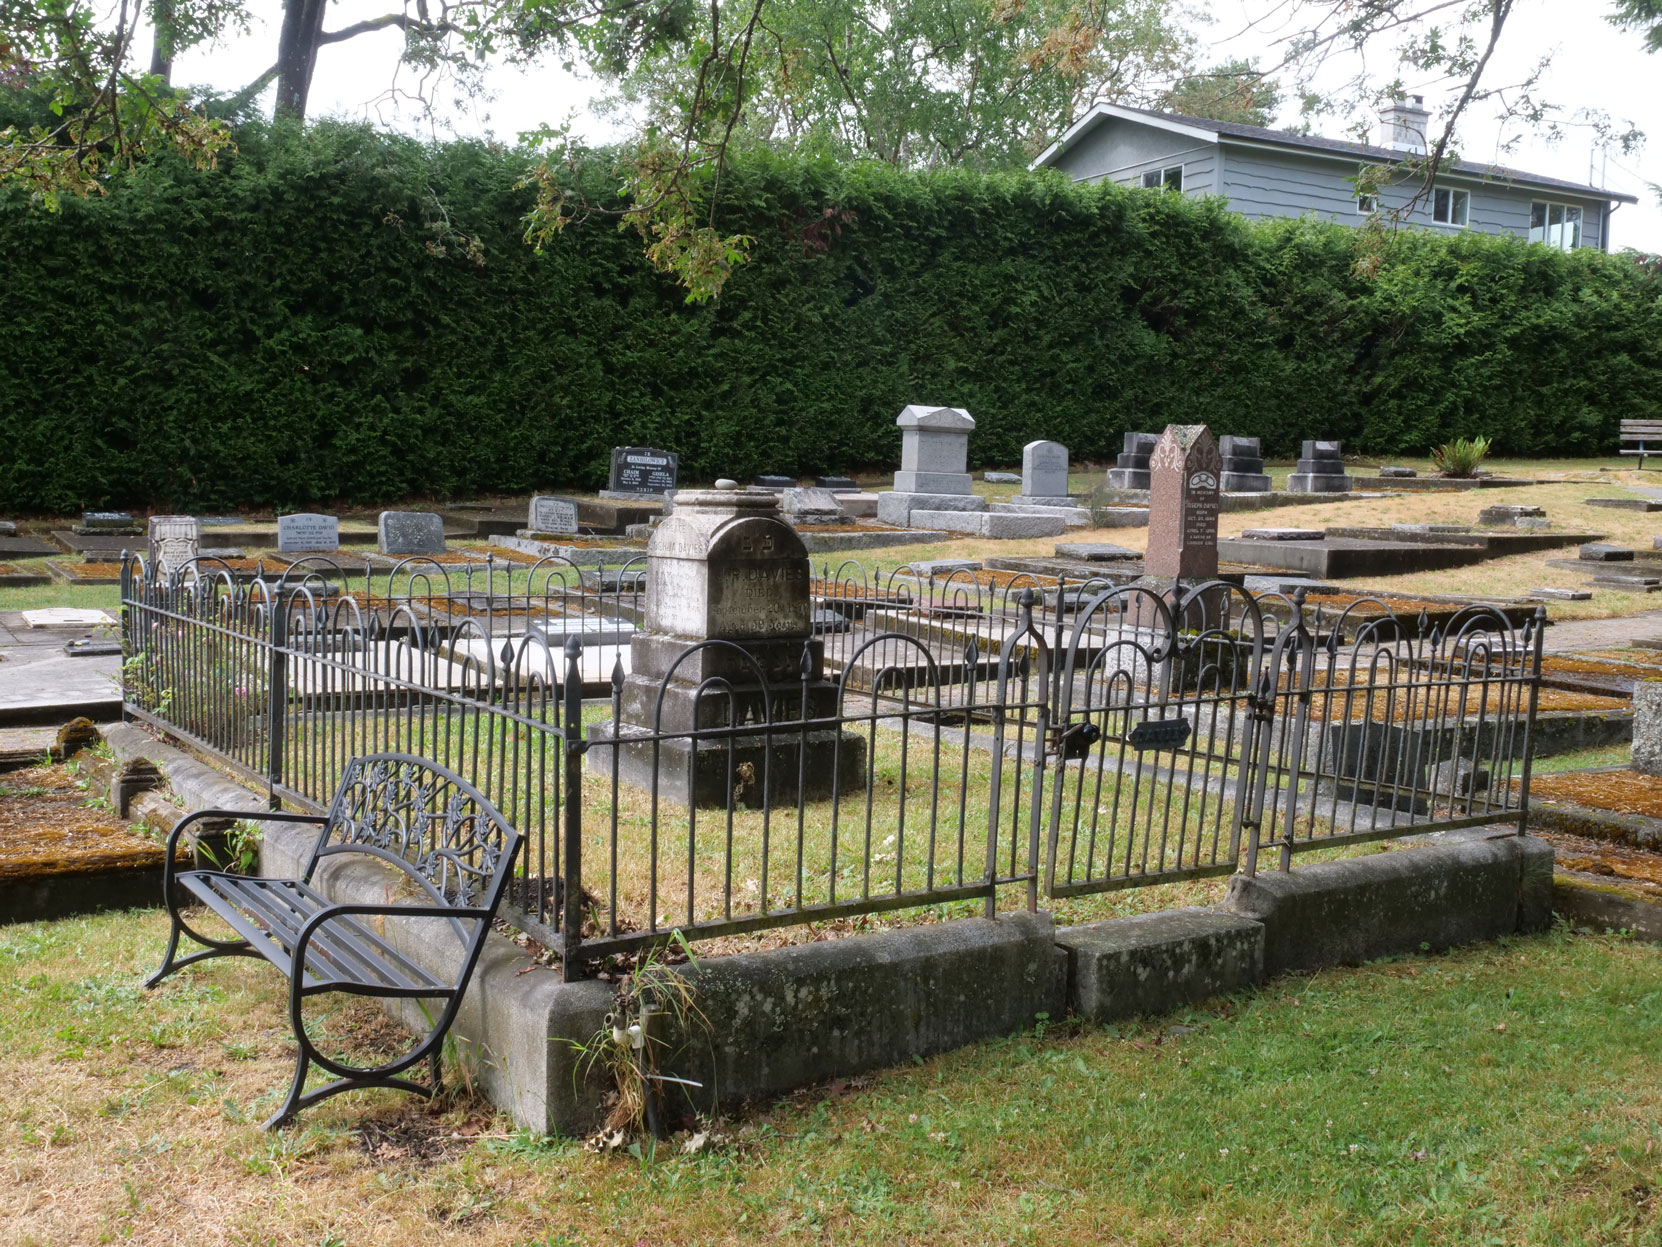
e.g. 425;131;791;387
1620;420;1662;469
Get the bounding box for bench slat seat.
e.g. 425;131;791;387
145;753;521;1130
181;872;451;994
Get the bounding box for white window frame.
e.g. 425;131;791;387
1530;200;1585;250
1356;193;1378;215
1432;187;1470;227
1140;164;1184;193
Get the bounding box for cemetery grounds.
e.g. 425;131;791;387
3;456;1662;1244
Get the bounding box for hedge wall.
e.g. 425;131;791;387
2;121;1659;512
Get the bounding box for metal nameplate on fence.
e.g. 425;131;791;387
1129;717;1192;751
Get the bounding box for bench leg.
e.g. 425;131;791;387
145;909;256;990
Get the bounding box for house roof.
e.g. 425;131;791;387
1031;103;1640;204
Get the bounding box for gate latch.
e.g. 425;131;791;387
1047;721;1101;760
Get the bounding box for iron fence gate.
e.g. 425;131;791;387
120;555;1544;975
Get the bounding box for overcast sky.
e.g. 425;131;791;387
166;0;1661;251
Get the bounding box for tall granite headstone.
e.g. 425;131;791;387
277;512;340;553
604;447;679;499
1106;432;1158;490
1013;440;1075;507
1218;435;1272;493
378;511;446;556
1145;426;1221;580
589;483;866;807
528;496;580;536
148;515;199;575
876;405;989;526
1287;440;1353;493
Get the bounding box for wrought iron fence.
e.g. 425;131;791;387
120;552;1544;979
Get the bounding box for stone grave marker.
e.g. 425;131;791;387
147;515;199;574
277;512;340;553
983;471;1021;485
815;476;857;491
1144;426;1222;580
1241;527;1323;541
378;511;446;556
78;511;138;534
781;488;847;526
1218;435;1272;492
1106;432;1157;489
1378;466;1418;478
605;447;679;498
0;521;15;537
528;496;581;536
754;475;795;490
1014;440;1073;506
877;405;988;526
1287;440;1353;493
1632;684;1662;776
1579;544;1634;562
588;482;865;806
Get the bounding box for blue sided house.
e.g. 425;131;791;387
1031;95;1638;251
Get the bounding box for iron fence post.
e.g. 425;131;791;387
1514;606;1547;837
562;637;587;980
267;594;288;809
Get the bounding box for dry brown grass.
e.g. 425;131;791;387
1529;768;1662;819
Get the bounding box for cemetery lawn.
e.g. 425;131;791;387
4;912;1661;1245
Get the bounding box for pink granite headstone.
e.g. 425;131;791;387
1144;425;1221;581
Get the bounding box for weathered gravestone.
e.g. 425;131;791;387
78;512;139;535
527;495;581;536
277;512;340;553
781;487;847;526
1287;440;1353;493
1106;432;1158;490
754;475;796;491
1218;435;1272;493
377;511;446;556
815;476;857;491
147;515;199;575
876;405;988;526
604;447;679;499
1013;440;1074;507
588;482;866;806
1632;684;1662;776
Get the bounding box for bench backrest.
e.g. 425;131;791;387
1621;420;1662;440
304;753;521;912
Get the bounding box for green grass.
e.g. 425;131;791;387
1533;744;1634;775
2;909;1660;1244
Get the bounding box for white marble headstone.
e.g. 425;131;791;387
277;512;340;553
148;515;199;574
1021;440;1070;499
529;495;580;535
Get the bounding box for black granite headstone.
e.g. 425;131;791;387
607;447;679;496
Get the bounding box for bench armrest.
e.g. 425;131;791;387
161;809;329;907
291;902;494;989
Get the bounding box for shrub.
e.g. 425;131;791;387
1430;436;1493;478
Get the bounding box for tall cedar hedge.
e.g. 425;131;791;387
2;121;1659;511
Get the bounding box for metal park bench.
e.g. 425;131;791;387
145;753;522;1129
1620;419;1662;469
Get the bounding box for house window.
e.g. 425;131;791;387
1432;187;1469;226
1140;165;1184;192
1356;193;1378;215
1530;201;1584;250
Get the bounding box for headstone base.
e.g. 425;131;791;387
588;719;867;808
1106;469;1151;490
991;503;1089;527
1219;472;1273;492
893;470;974;494
911;510;1068;539
876;492;988;527
599;489;672;505
834;493;879;518
1286;474;1353;494
1009;495;1079;508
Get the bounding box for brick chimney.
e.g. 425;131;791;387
1378;94;1430;154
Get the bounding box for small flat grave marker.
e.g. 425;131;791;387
1241;528;1323;541
983;471;1021;485
1580;543;1635;562
1528;588;1593;600
815;476;858;491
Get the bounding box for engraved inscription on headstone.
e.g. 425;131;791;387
609;447;680;495
377;511;446;556
277;512;340;553
148;515;200;574
528;495;580;535
1145;425;1221;580
1021;440;1071;500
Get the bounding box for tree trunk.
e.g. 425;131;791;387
148;0;174;82
274;0;328;119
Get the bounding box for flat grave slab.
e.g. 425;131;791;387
1352;475;1539;491
0;564;50;588
1240;528;1324;541
982;471;1021;484
45;560;121;586
798;528;947;554
1585;497;1662;512
1529;588;1594;600
1054;542;1139;561
0;535;57;558
1216;536;1495;580
488;534;647;567
1581;544;1636;562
